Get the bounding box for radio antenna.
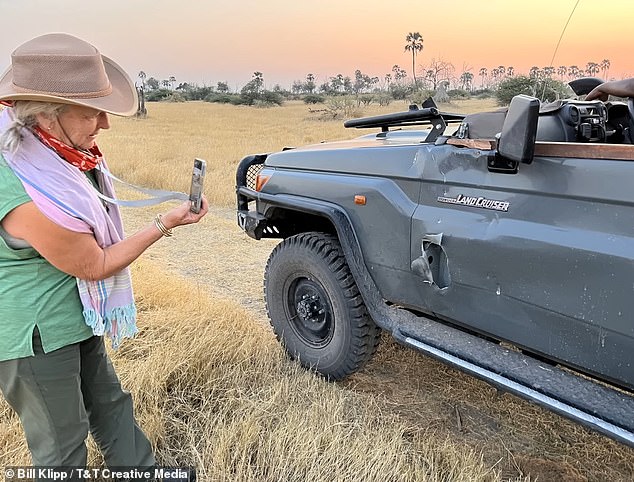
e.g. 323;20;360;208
542;0;581;100
549;0;581;68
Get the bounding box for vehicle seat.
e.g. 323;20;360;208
460;109;507;139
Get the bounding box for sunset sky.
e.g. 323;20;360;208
0;0;631;90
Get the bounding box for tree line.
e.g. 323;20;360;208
135;32;616;108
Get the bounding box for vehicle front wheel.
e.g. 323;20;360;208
264;232;381;380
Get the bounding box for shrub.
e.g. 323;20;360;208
258;90;284;106
315;96;361;120
145;88;172;102
303;94;325;104
375;92;392;106
448;89;470;99
229;96;249;106
388;84;412;100
166;92;186;103
237;88;284;106
184;86;214;101
496;76;571;105
356;93;374;106
407;89;436;107
472;88;495;99
204;93;239;104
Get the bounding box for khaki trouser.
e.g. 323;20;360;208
0;328;155;476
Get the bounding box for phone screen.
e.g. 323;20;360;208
189;158;206;213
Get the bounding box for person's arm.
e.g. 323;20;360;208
0;198;207;281
586;78;634;101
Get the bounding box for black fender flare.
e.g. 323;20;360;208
252;192;404;333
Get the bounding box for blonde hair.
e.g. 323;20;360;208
0;101;67;153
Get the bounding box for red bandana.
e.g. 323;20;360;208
33;126;103;171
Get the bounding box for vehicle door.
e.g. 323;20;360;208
409;142;634;389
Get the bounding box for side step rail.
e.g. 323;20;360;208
388;313;634;448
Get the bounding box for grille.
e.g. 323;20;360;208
246;163;264;190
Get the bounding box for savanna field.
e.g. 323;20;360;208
1;100;633;481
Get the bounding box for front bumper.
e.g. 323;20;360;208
236;154;268;239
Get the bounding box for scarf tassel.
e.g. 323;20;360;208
83;303;138;349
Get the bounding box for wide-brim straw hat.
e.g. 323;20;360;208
0;33;137;116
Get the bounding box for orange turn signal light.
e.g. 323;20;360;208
255;174;271;192
354;195;366;205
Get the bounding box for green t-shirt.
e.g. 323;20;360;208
0;154;93;361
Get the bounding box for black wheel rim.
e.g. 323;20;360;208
284;275;334;348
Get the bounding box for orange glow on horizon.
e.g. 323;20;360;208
0;0;631;88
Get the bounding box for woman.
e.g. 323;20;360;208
0;33;207;470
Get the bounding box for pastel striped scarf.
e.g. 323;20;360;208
0;108;137;348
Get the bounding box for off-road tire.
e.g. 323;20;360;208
264;232;381;380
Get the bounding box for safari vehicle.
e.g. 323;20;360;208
235;78;634;447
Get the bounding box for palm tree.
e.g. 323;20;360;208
330;74;344;93
557;65;568;80
404;32;423;84
479;67;487;88
586;62;600;77
529;66;541;79
459;71;473;91
137;71;147;88
506;66;514;78
491;67;500;83
253;71;263;84
600;59;610;79
305;73;315;93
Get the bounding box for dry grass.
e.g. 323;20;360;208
3;99;634;481
0;260;497;482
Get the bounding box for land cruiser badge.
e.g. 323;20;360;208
437;194;510;212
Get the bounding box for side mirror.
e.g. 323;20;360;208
498;94;540;164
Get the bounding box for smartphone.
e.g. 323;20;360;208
189;158;206;213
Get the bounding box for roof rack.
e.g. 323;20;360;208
344;100;466;142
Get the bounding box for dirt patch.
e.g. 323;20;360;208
122;202;634;482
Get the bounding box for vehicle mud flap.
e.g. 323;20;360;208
410;233;451;289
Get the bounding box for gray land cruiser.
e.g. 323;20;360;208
235;78;634;447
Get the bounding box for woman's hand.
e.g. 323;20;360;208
160;196;209;230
